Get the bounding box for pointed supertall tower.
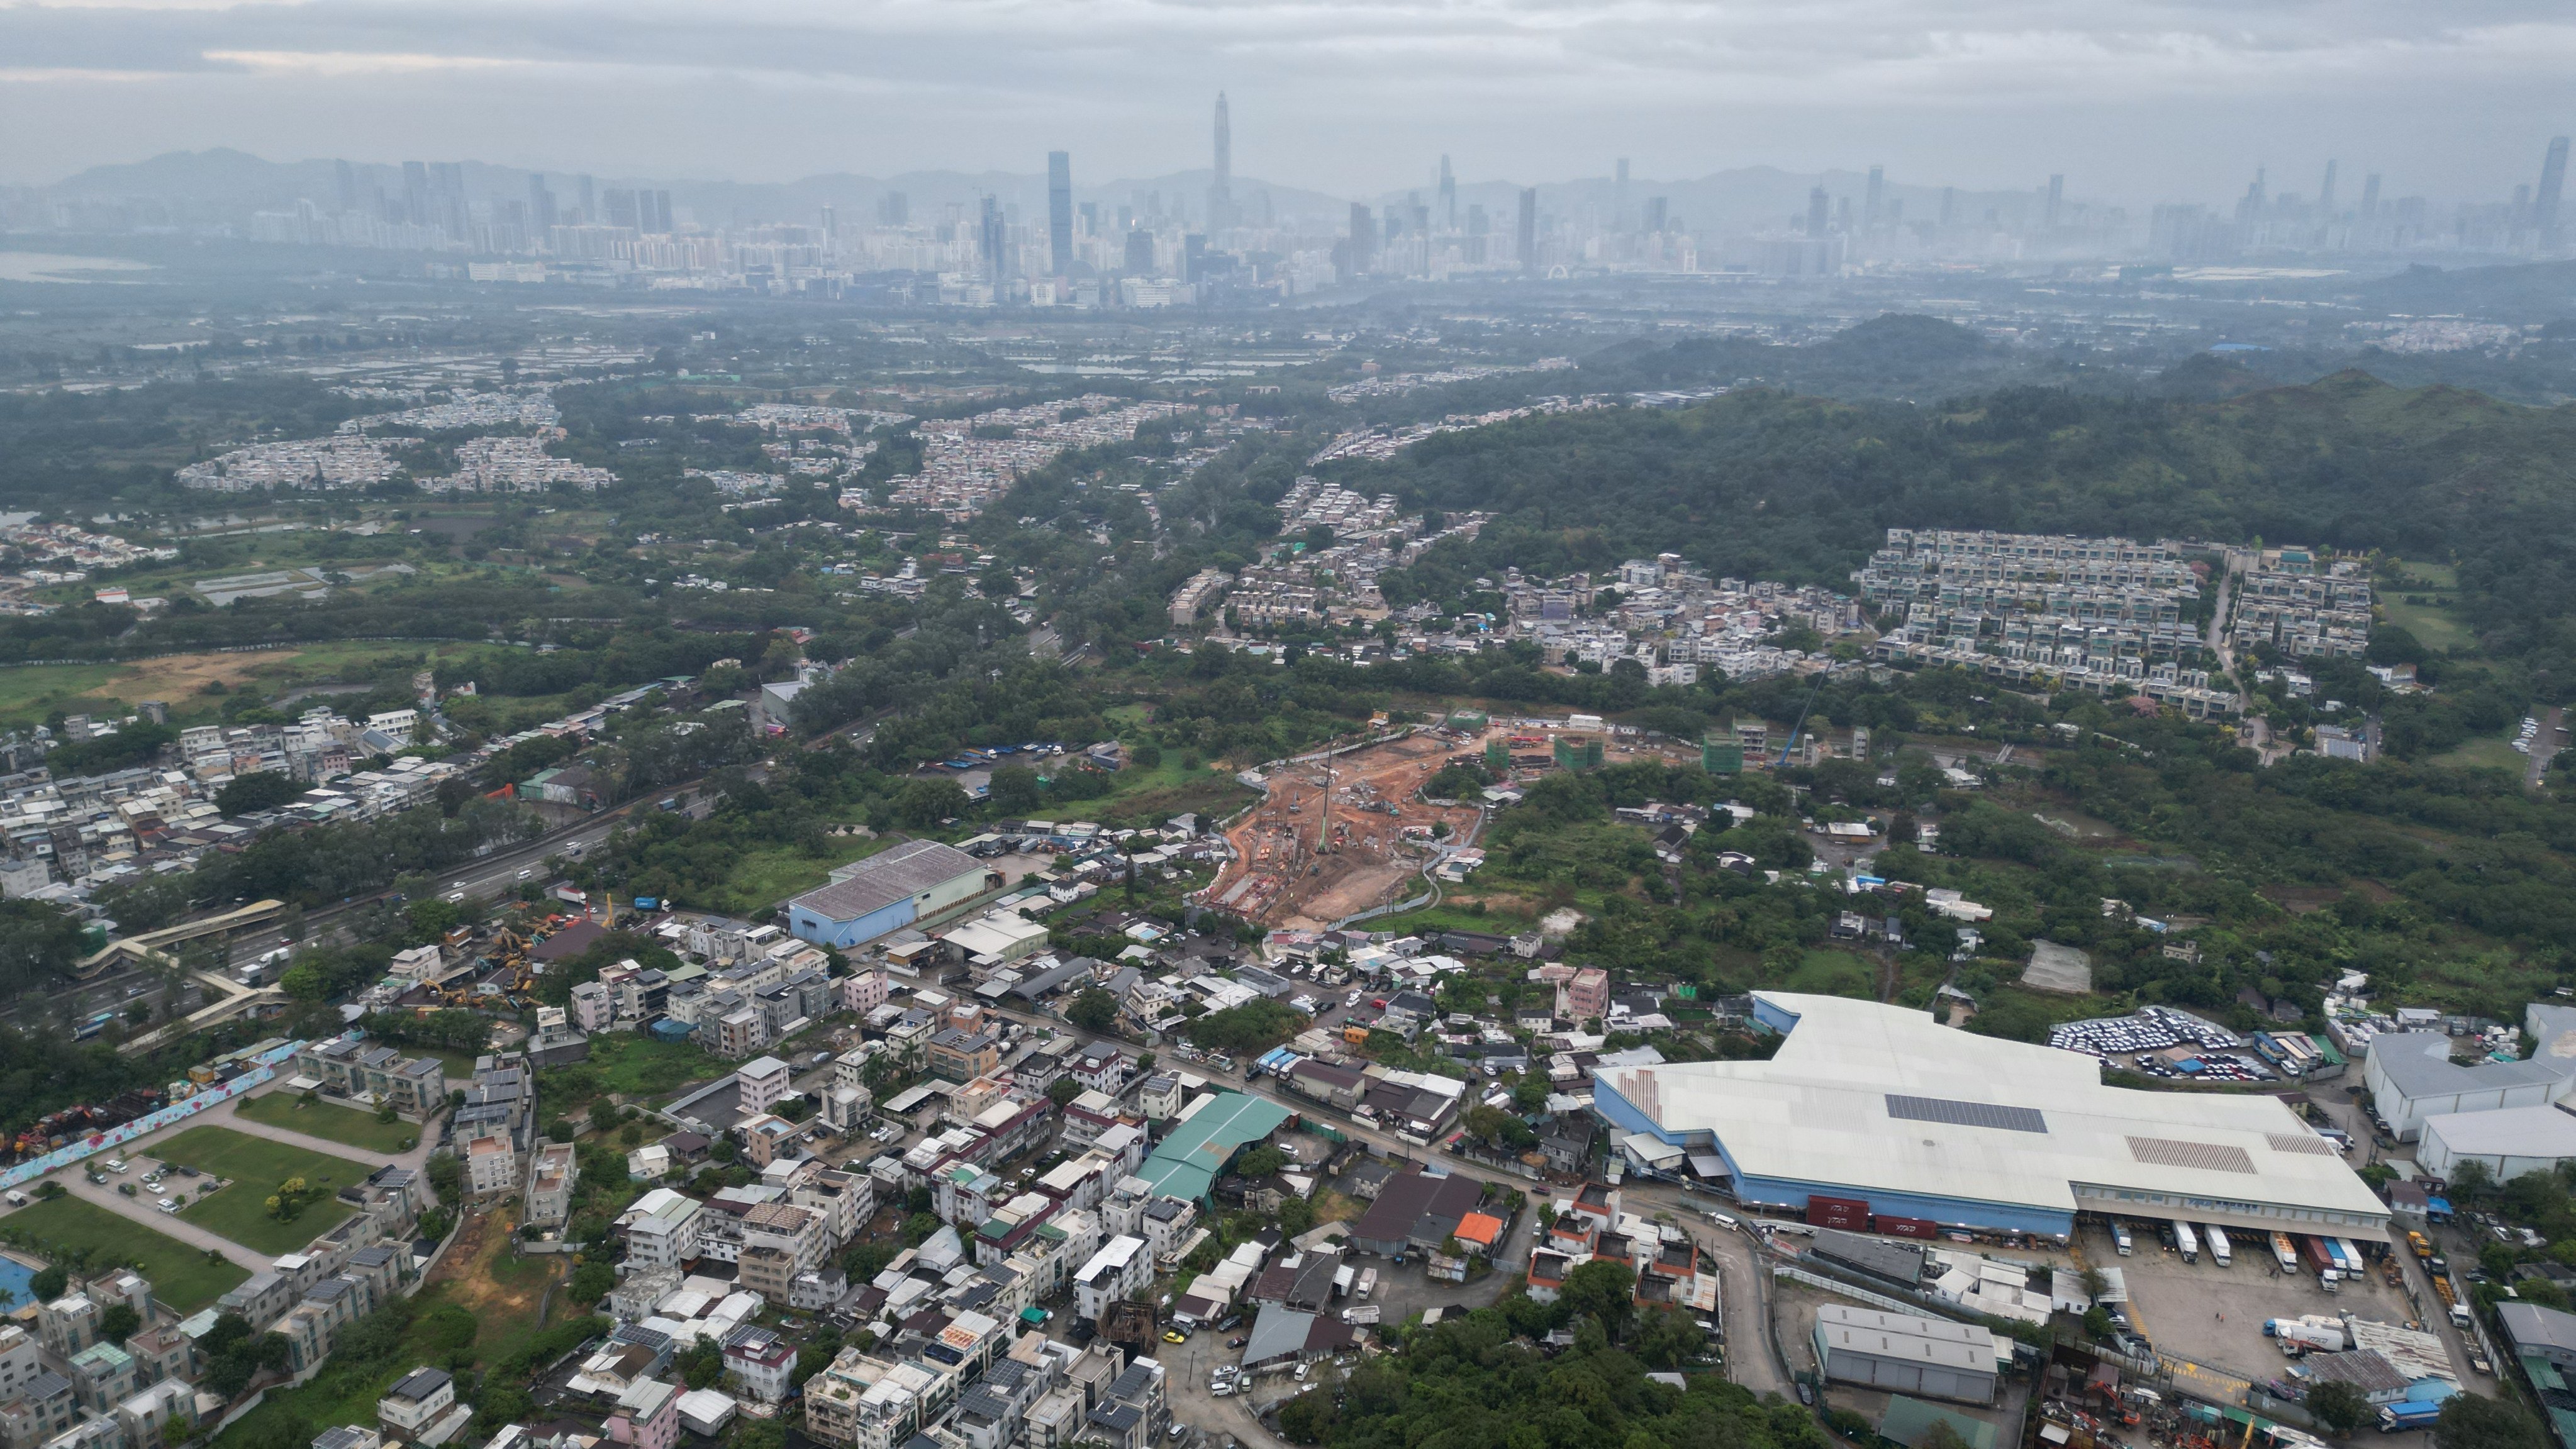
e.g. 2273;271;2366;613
1208;92;1234;229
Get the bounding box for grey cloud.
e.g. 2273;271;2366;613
0;0;2568;202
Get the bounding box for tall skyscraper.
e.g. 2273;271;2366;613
2044;173;2064;230
333;160;357;215
577;175;595;224
528;174;557;231
2538;137;2570;249
977;196;1006;284
1615;157;1630;230
1208;92;1233;230
1438;155;1455;230
1517;188;1537;273
2360;174;2382;220
1124;228;1155;276
1349;203;1374;276
1939;186;1956;228
1047;151;1075;277
878;191;909;227
1805;185;1829;238
1864;165;1884;228
1644;197;1667;234
401;161;431;228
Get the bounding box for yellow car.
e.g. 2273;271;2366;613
1161;1330;1187;1344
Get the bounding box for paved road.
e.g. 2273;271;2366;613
2207;549;2241;673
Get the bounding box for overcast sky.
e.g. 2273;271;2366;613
3;0;2572;206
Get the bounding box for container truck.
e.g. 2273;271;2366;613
2110;1219;2134;1256
2175;1221;2200;1263
2272;1233;2302;1273
2205;1225;2233;1268
2264;1319;2349;1351
2301;1236;2338;1277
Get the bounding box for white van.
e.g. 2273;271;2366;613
3;1191;26;1207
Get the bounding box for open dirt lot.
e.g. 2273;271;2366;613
1210;732;1483;929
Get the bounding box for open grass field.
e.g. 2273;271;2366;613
0;1194;247;1312
153;1126;371;1255
1079;750;1259;828
2433;731;2528;775
0;639;435;730
720;834;888;911
2380;593;2477;654
233;1090;423;1154
1781;949;1878;999
537;1034;728;1122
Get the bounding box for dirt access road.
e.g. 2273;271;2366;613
1208;732;1482;930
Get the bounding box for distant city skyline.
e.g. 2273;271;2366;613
0;0;2571;210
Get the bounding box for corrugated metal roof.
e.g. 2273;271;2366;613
788;839;985;924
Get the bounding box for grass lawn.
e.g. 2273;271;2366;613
152;1126;371;1255
233;1091;423;1154
722;834;888;910
2380;593;2477;654
1078;752;1259;827
540;1034;729;1122
2433;732;2528;775
1781;949;1878;999
0;1194;247;1312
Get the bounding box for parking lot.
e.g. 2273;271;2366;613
2094;1219;2475;1392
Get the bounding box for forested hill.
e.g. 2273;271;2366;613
1342;371;2576;688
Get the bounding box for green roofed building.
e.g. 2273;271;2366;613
1133;1090;1291;1204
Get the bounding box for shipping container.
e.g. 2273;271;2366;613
2301;1236;2338;1276
2272;1233;2302;1273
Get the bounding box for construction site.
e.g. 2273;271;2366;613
1205;729;1487;930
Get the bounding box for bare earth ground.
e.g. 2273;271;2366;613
1211;732;1484;930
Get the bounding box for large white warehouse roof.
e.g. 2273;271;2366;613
1597;992;2389;1237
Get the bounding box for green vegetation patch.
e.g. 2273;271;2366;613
1782;949;1878;999
234;1090;423;1154
153;1126;371;1255
0;1194;248;1312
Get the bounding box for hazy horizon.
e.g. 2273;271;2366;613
1;0;2570;210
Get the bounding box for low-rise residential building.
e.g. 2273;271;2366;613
617;1189;705;1270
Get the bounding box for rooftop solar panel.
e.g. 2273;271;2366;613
1885;1094;2049;1134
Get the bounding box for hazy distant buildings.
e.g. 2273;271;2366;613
1208;92;1234;230
1047;152;1074;277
